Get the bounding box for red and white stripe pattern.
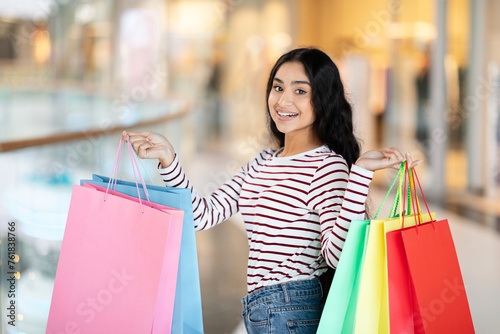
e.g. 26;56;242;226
159;145;373;293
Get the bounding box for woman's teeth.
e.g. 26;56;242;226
278;111;299;117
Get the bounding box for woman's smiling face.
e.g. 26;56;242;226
268;61;316;139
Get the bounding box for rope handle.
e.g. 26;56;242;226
401;163;434;229
374;162;405;220
105;137;151;213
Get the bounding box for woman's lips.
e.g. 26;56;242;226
276;110;299;121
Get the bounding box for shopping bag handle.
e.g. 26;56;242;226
401;161;414;228
107;136;151;200
374;162;406;220
110;135;152;201
110;136;157;192
390;159;416;220
401;163;435;230
105;136;151;213
401;161;423;228
411;167;435;230
394;159;413;219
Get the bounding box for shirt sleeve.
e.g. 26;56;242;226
158;154;249;231
308;155;374;268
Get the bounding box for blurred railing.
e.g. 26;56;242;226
0;106;187;152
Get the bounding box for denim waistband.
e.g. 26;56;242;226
241;278;322;310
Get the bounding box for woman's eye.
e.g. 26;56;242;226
273;86;283;92
296;89;306;95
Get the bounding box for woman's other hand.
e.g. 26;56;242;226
121;131;176;167
354;147;422;171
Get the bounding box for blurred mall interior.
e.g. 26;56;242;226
0;0;499;333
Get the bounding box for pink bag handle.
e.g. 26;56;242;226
126;135;151;201
105;139;123;198
105;136;151;212
110;136;151;202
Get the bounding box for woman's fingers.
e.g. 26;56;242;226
410;159;423;168
392;150;422;169
381;148;404;169
387;147;405;163
382;148;425;170
121;131;151;157
405;152;413;168
135;141;152;159
120;130;175;166
404;152;425;168
356;147;424;172
122;131;153;142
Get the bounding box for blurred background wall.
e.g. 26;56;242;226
0;0;499;333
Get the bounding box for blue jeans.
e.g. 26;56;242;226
241;278;324;334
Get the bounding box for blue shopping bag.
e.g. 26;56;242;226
81;174;204;334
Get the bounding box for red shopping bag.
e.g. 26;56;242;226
47;138;183;334
386;229;424;333
390;167;474;334
401;219;474;333
386;162;425;334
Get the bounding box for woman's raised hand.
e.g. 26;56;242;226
354;147;422;171
122;131;176;167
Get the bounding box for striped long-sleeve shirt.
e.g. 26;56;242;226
159;145;374;293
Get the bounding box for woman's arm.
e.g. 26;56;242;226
309;157;373;268
312;148;420;268
123;131;247;231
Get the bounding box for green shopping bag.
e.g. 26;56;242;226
316;220;370;334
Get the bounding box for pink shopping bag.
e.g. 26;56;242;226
46;137;183;334
83;182;184;333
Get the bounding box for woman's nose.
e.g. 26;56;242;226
278;90;293;107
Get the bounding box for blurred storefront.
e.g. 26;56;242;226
213;0;500;216
2;0;499;191
1;0;500;333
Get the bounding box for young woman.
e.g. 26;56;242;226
123;47;420;333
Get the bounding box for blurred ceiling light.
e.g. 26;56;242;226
246;34;265;54
120;9;159;48
386;22;414;39
414;21;436;40
271;33;292;51
75;3;96;25
0;0;57;21
171;1;221;36
386;21;436;41
30;28;51;64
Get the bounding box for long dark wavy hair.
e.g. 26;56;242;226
266;47;360;169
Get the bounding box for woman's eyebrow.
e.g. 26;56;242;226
273;77;311;86
292;80;311;86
